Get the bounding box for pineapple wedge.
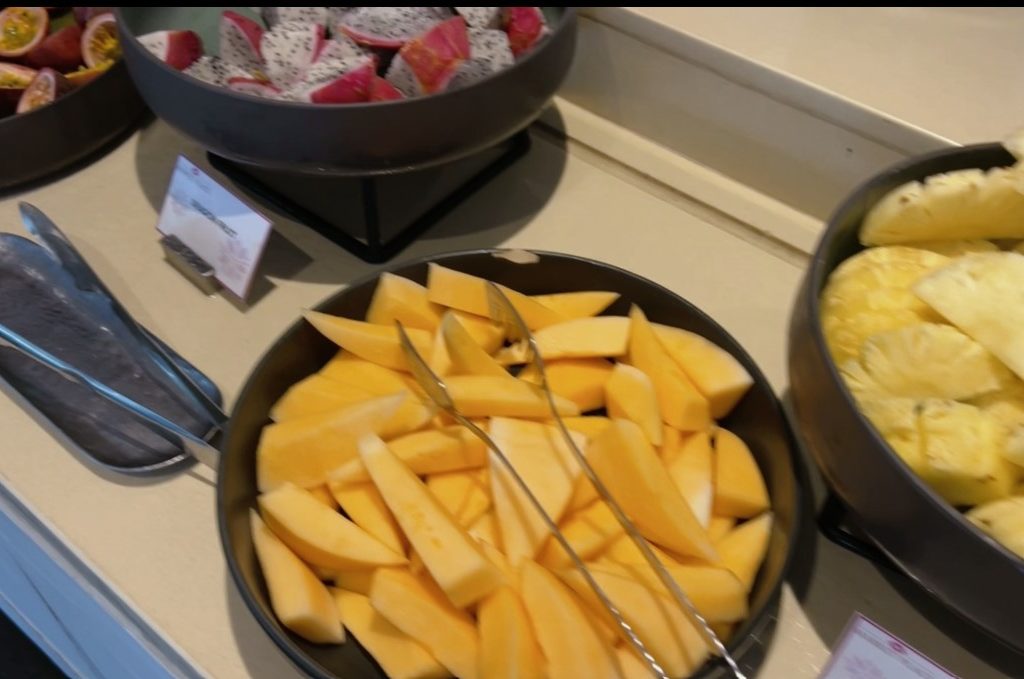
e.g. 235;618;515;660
914;252;1024;381
854;396;926;474
856;323;1010;400
860;165;1024;245
967;497;1024;559
905;239;999;257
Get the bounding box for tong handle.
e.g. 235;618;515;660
0;322;219;469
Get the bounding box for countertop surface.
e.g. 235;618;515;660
625;7;1024;145
0;109;1015;678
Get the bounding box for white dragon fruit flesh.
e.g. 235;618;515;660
447;28;514;91
261;20;326;88
337;7;452;48
183;56;254;87
314;33;368;63
504;7;549;57
137;30;203;71
454;7;501;29
283;56;376;103
219;10;264;72
384;16;469;97
260;7;330;28
227;76;282;99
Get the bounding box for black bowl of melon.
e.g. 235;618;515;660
218;249;805;679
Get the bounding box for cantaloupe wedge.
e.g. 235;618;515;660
519;560;623;679
308;484;339;510
445;375;579;418
711;623;735;645
329;426;486;485
319;353;413;395
600;532;690;568
467;510;499;545
366;273;443;332
588;420;717;561
476;536;516;588
616;646;654;679
334;589;448;679
629;306;712;432
605;363;664;446
539;500;623;569
560;563;707;678
304;311;432;372
427;263;565;329
430;311;506;375
520;358;614;412
562;415;612;440
360;435;501;607
442;311;508;378
606;559;749;623
495;316;631;364
716;512;773;592
329;482;407;556
249;511;344;644
489;418;584;563
713;428;770;518
333;569;375;595
270;374;376;421
478;587;545;679
259;484;406;570
653;324;753;418
257;393;407;491
532;291;619;319
426;468;492;528
660;425;684;462
708;516;737;543
568;474;599;515
371;568;481;679
666;431;714;527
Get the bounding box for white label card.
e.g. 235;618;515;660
156;155;273;299
819;614;959;679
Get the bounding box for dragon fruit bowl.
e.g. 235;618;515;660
117;7;575;175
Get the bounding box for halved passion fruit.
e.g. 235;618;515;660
16;67;72;113
0;62;38;114
80;11;119;68
0;6;50;58
65;60;111;88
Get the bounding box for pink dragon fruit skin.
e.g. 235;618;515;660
455;7;501;29
227;76;281;98
391;16;470;95
260;7;330;28
261;20;326;88
219;11;264;72
503;7;549;57
368;75;404;102
338;7;452;49
284;58;376;104
137;30;203;71
183;55;253;87
448;28;514;91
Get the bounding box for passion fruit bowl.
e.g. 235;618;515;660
116;7;576;176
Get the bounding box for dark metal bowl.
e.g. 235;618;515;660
218;250;805;678
0;60;145;190
116;8;576;176
789;143;1024;653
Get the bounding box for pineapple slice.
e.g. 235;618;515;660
917;400;1017;507
971;379;1024;469
860;165;1024;245
856;323;1010;400
854;396;926;474
914;252;1024;381
905;239;999;257
967;497;1024;559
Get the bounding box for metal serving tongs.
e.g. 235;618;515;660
0;320;222;470
398;283;746;679
17;202;227;430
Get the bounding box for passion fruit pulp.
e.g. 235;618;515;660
0;6;49;58
16;67;72;114
65;60;111;88
0;62;37;114
80;11;119;68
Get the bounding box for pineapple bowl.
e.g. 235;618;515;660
789;139;1024;653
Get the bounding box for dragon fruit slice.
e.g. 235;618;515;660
455;7;501;29
447;28;514;91
284;57;376;103
369;76;403;102
384;16;469;97
261;20;326;88
183;55;253;87
260;7;329;29
227;76;281;98
137;30;203;70
220;10;264;72
338;7;451;49
315;33;368;63
503;7;549;57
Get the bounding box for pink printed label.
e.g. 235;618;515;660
819;614;958;679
